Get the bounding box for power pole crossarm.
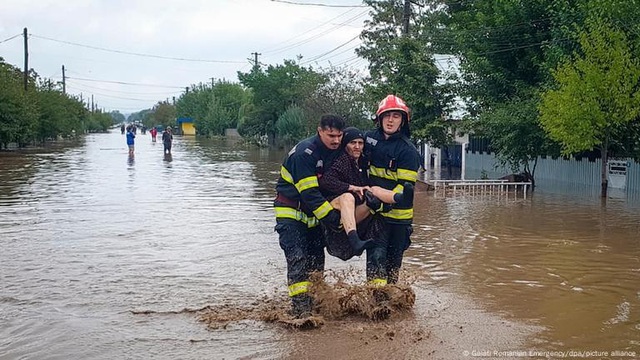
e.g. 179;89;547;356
251;52;261;71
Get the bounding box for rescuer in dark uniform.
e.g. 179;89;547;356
365;95;420;287
274;114;345;319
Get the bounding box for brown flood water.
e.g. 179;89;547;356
0;130;638;360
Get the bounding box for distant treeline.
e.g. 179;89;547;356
0;57;120;149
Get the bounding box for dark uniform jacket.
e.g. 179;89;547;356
274;135;340;227
365;128;420;224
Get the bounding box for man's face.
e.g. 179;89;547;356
381;111;403;135
317;126;343;150
345;138;364;159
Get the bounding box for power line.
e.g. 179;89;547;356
270;0;366;8
0;33;21;44
65;80;182;95
300;33;360;64
259;7;359;53
67;76;185;89
30;34;247;64
66;84;164;102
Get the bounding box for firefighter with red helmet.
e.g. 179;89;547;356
365;95;420;286
274;114;345;320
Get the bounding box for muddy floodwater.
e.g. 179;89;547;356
1;130;639;360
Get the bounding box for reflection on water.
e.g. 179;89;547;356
0;131;639;359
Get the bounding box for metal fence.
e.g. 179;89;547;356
465;152;640;193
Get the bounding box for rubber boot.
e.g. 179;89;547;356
347;230;374;256
370;288;391;321
364;190;383;212
290;293;313;319
392;182;415;206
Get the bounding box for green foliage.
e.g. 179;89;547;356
303;65;371;131
127;109;153;126
237;60;326;138
539;20;640;155
275;105;308;147
442;0;552;111
477;97;553;182
358;0;449;144
0;57;93;147
539;19;640;196
175;80;250;136
151;101;177;129
0;60;38;147
109;110;126;124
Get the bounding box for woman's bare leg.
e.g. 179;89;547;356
330;193;356;234
355;204;371;223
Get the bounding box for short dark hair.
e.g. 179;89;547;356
319;114;345;131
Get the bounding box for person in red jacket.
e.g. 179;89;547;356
149;127;158;142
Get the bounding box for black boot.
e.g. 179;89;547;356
393;182;415;206
347;230;374;256
290;293;313;319
364;190;383;212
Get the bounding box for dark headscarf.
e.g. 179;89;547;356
341;127;364;147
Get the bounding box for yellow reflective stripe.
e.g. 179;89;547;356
274;207;319;228
397;168;417;182
313;201;333;220
369;165;396;181
382;207;413;220
295;176;319;192
280;166;294;184
307;217;319;228
369;278;387;287
392;184;404;194
289;281;311;297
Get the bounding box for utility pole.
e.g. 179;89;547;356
402;0;411;35
62;65;66;94
23;27;28;91
251;52;261;71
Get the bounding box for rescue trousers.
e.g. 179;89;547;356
275;219;325;304
367;221;412;284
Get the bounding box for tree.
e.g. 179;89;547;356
0;59;38;148
469;96;555;188
303;65;371;131
151;101;177;129
237;60;326;140
539;20;640;197
275;105;307;147
358;0;449;146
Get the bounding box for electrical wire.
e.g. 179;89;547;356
67;76;185;89
270;0;366;8
30;34;246;64
0;33;21;44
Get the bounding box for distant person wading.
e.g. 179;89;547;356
162;127;173;155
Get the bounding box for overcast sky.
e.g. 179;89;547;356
0;0;369;114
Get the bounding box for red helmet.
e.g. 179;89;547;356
375;95;410;122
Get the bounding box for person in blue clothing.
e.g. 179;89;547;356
126;125;135;156
274;114;345;321
364;95;420;287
